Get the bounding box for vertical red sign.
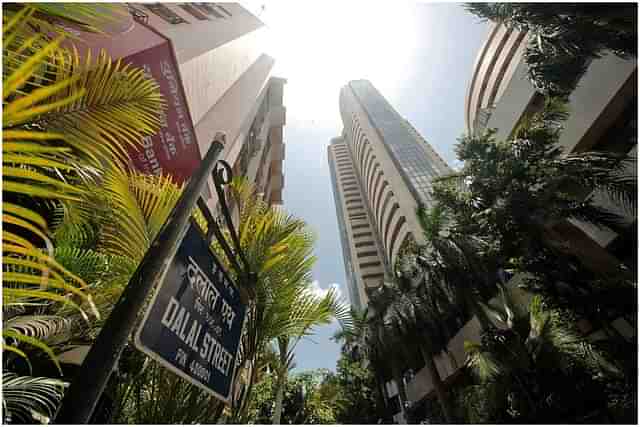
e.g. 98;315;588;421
122;41;202;184
65;13;203;185
123;41;201;183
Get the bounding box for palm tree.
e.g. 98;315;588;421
413;204;498;330
465;3;636;98
433;97;636;318
271;284;347;424
3;5;165;423
460;287;625;423
382;274;457;422
209;178;350;423
332;307;391;422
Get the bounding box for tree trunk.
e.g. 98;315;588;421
390;363;408;421
419;346;454;423
272;369;287;424
373;369;388;420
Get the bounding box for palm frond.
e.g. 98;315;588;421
4;315;72;346
2;372;68;424
558;151;637;214
565;199;628;232
96;169;181;262
527;296;623;378
464;341;503;382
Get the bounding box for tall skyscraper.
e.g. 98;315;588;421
329;80;452;309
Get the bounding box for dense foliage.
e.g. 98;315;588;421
2;4;165;423
246;369;340;424
421;97;637;422
433;98;636;321
2;4;349;424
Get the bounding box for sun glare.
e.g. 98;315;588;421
258;2;418;124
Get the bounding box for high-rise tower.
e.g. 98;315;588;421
329;80;452;309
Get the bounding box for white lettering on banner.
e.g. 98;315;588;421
159;59;193;148
160;298;235;378
199;332;233;376
142;64;153;80
164;131;177;157
220;300;236;331
186;257;220;312
141;136;162;175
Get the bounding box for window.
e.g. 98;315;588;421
193;3;225;18
359;261;381;269
354;240;375;248
353;231;372;238
351;223;369;230
388;217;407;261
383;203;400;243
145;3;188;24
180;4;209;20
357;250;377;258
215;4;233;17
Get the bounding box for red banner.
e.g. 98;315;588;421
122;40;202;184
67;14;202;184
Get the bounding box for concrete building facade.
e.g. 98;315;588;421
129;2;287;208
403;22;637;423
329;80;453;422
329;80;453;311
465;21;636;266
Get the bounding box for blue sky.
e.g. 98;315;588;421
243;1;491;372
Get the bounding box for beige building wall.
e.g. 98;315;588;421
464;23;637;252
133;3;283;210
339;88;422;269
330;80;453;311
328;138;387;309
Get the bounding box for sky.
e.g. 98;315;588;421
241;1;491;372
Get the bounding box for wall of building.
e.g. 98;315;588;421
328;138;388;307
131;3;281;210
138;3;263;63
194;54;275;209
180;26;269;126
465;24;637;252
339;81;454;268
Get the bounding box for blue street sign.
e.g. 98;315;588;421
134;220;246;403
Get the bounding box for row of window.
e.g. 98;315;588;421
354;240;375;248
144;3;232;25
332;140;386;275
351;113;408;264
350;80;446;204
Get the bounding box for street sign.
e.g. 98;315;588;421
134;220;246;403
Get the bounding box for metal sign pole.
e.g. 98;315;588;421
55;135;226;424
